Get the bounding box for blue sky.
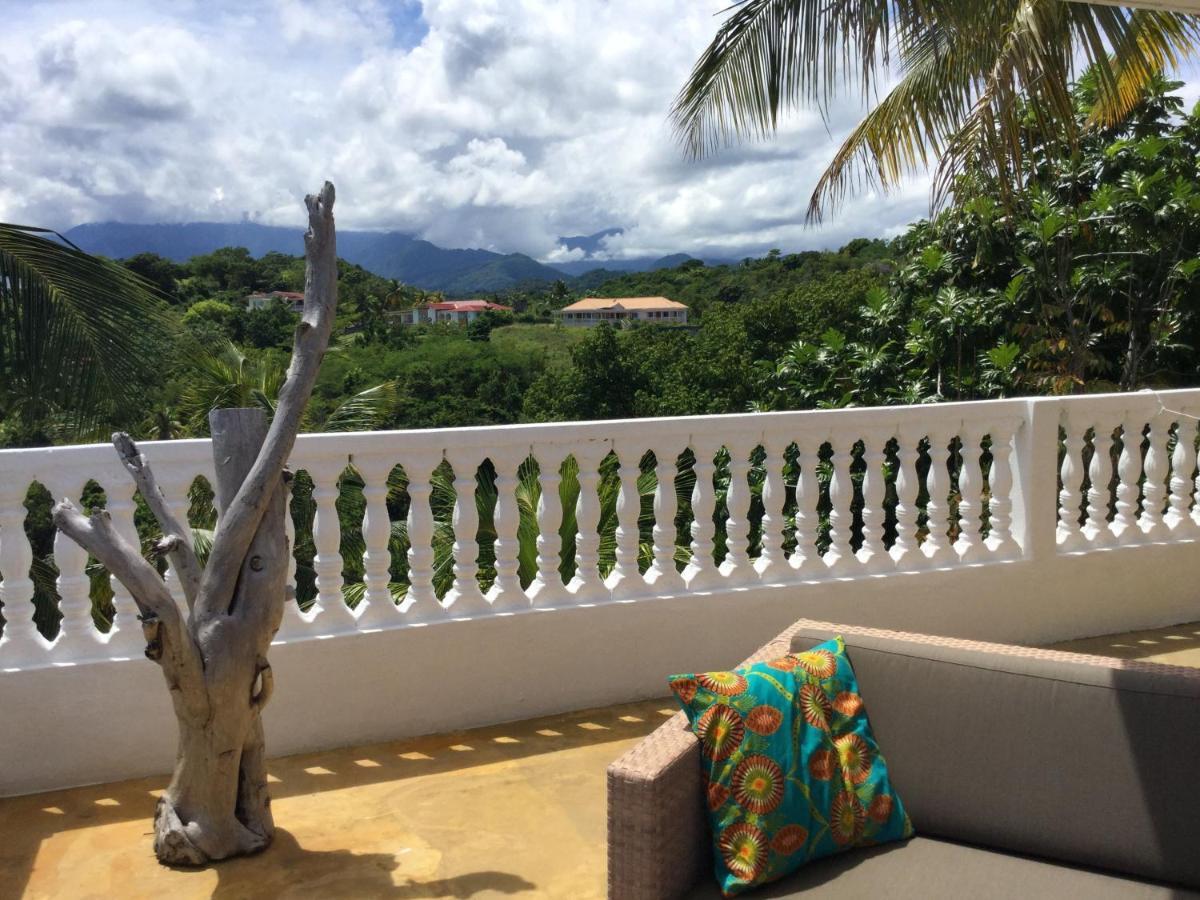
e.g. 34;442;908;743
0;1;1193;262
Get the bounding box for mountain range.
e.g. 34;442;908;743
63;222;695;294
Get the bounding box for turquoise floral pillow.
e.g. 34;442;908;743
669;636;913;896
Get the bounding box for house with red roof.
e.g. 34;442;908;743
395;299;513;326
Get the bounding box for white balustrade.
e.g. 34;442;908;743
44;476;96;661
1139;414;1169;540
609;446;648;597
954;427;985;564
3;389;1200;671
890;428;921;567
986;421;1019;558
308;461;355;631
402;454;444;622
568;445;610;603
1086;422;1115;545
825;440;855;573
719;441;753;578
102;479;148;659
442;452;489;618
275;482;314;640
488;452;527;612
1167;418;1198;533
527;449;570;607
0;479;46;668
354;458;399;630
643;444;683;593
1057;416;1086;550
755;436;789;582
856;431;890;572
1112;414;1143;540
790;443;820;574
922;429;955;567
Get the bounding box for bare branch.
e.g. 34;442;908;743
196;182;338;621
112;432;203;610
51;500;206;706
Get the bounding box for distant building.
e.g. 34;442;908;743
394;299;513;326
246;290;305;313
556;296;689;327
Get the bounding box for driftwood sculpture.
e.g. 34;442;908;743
51;182;338;865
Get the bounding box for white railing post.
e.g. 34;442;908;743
568;444;611;604
954;425;985;564
488;450;528;612
528;449;569;607
683;439;722;590
274;480;314;641
443;451;490;618
755;434;790;583
1011;398;1058;560
1139;413;1169;540
922;428;955;568
1086;419;1115;546
719;440;753;579
824;439;855;573
790;441;820;575
643;443;685;594
856;430;890;573
985;419;1020;559
608;444;647;598
0;478;48;668
1112;413;1143;542
890;427;921;569
1056;409;1085;551
46;476;99;662
354;457;400;630
402;453;446;622
1167;417;1198;534
103;478;148;658
309;459;355;631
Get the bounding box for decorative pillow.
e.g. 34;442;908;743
669;636;912;896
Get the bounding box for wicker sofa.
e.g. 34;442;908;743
607;619;1200;899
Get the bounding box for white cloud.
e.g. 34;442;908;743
0;0;945;259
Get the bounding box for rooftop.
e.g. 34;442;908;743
560;296;687;311
3;625;1197;898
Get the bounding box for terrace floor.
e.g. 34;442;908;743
3;621;1199;900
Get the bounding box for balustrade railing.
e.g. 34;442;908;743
2;390;1198;669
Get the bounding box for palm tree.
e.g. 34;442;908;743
671;1;1200;220
0;224;170;438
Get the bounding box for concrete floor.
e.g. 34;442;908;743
1048;621;1200;667
0;698;676;900
5;622;1200;900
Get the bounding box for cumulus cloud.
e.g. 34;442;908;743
0;0;944;258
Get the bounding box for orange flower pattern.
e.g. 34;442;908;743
669;637;912;896
746;705;783;736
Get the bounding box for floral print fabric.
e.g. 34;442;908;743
669;637;913;896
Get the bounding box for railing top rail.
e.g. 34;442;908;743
2;389;1198;475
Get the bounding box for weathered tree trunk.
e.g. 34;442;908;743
51;182;338;866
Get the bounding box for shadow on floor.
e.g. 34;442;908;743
0;696;674;898
1046;622;1200;663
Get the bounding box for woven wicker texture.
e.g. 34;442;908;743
605;618;1200;899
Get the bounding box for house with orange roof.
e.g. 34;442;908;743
556;296;689;327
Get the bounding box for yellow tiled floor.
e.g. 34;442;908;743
6;624;1200;900
0;698;676;900
1048;621;1200;667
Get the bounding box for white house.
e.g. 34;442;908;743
556;296;689;326
245;290;305;313
394;299;513;326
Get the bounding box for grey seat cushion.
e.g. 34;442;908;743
685;837;1199;899
789;626;1200;889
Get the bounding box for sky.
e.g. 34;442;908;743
0;1;1193;264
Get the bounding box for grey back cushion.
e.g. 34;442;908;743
790;627;1200;889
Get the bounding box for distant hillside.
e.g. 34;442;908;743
64;221;566;295
549;253;696;278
